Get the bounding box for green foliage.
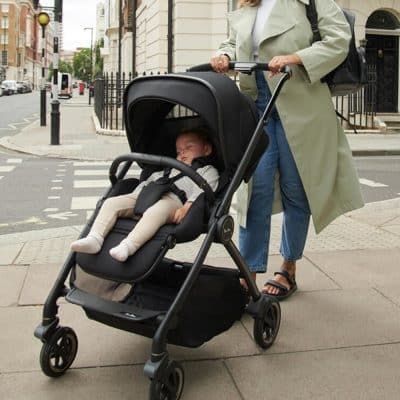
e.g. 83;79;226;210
48;60;73;80
73;48;92;81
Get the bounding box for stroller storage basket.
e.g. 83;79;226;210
68;260;247;348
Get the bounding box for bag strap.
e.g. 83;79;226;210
335;110;358;134
305;0;322;43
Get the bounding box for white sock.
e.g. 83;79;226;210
109;240;137;262
71;232;103;254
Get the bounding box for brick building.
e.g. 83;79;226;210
0;0;53;88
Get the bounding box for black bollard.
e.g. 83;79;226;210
50;100;60;145
40;88;47;126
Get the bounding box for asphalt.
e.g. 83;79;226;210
0;94;400;399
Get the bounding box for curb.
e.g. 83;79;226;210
92;112;125;137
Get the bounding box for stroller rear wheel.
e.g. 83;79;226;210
40;326;78;377
253;297;281;349
149;360;184;400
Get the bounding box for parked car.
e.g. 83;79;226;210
1;80;18;95
16;81;32;93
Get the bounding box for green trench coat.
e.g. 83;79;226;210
217;0;364;233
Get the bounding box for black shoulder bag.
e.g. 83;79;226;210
306;0;367;97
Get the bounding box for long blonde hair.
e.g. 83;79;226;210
238;0;261;7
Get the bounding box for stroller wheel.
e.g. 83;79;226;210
253;297;281;349
149;360;185;400
40;327;78;377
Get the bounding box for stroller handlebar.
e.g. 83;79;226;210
109;153;216;204
187;62;292;76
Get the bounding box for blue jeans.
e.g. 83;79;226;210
239;71;311;272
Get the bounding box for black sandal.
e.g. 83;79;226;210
263;270;297;301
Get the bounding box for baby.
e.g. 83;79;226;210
71;128;219;262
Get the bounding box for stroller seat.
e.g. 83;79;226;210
76;193;208;283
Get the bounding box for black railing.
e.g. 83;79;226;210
95;67;378;132
334;64;377;130
94;71;168;131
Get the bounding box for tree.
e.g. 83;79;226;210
48;60;73;80
73;48;92;82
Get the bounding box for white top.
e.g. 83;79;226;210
252;0;277;59
133;165;219;203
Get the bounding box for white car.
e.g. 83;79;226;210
1;80;18;95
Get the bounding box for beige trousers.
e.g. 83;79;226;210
90;192;183;251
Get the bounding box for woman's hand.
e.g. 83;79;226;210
268;54;302;77
171;202;193;224
210;54;230;73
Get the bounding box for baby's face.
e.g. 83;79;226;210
176;133;212;165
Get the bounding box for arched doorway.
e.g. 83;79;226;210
366;10;400;113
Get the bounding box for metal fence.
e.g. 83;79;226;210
94;67;378;132
334;64;377;130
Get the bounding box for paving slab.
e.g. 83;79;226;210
0;360;241;400
0;243;23;265
0;302;258;373
226;343;400;400
305;248;400;289
375;284;400;307
241;289;400;354
0;266;27;306
19;263;64;306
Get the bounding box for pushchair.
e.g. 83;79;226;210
34;62;291;399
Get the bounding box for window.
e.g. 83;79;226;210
1;50;7;66
2;16;9;29
1;33;8;45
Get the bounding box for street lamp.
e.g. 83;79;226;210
37;12;50;127
84;27;93;105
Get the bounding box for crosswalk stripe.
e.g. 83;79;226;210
0;166;15;172
359;178;388;187
73;161;110;167
71;196;99;210
74;169;108;176
74;180;109;188
7;158;22;163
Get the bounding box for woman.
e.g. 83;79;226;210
211;0;363;299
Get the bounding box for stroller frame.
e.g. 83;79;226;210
34;62;291;399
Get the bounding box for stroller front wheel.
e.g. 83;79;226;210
149;360;184;400
253;297;281;349
39;326;78;377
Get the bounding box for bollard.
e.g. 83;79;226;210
50;100;60;145
40;88;47;126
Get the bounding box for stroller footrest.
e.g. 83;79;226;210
66;287;163;322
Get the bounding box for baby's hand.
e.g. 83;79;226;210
172;202;192;224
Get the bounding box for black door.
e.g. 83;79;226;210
366;34;399;113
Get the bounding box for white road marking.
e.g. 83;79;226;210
44;208;59;212
56;169;66;172
73;161;110;166
74;169;108;176
0;166;15;172
7;158;22;163
56;174;65;177
52;179;63;183
74;180;109;188
359;178;388;187
0;176;3;180
48;196;60;199
47;211;79;220
71;196;98;210
51;187;63;190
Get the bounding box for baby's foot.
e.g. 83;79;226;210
109;241;133;262
71;234;103;254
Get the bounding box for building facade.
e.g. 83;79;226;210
99;0;400;114
0;0;54;88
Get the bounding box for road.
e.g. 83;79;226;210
0;151;399;235
0;91;49;138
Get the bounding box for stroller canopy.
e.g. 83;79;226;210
123;72;266;176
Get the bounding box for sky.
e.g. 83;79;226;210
41;0;101;51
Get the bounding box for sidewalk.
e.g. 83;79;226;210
0;99;400;399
